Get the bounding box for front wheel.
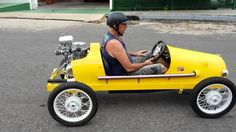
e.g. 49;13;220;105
191;77;236;118
47;82;98;127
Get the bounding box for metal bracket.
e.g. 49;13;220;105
178;89;184;94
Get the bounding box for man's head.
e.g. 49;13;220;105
107;12;129;36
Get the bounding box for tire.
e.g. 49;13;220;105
191;77;236;118
47;82;98;127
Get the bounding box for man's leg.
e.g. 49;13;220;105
129;64;163;75
131;51;168;75
156;57;169;68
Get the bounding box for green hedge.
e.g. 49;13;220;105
112;0;235;11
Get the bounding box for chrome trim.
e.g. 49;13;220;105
98;72;196;80
67;78;75;82
52;62;66;75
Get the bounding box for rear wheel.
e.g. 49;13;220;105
191;77;236;118
47;82;98;126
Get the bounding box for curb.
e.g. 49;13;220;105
0;13;106;23
0;16;104;23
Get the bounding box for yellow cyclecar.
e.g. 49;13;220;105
47;43;227;92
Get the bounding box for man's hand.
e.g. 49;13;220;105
144;58;153;65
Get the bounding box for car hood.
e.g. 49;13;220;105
167;45;227;77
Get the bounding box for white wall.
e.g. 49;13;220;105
0;0;38;9
0;0;29;2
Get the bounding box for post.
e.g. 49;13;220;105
109;0;112;11
171;0;174;10
233;0;236;9
31;0;38;9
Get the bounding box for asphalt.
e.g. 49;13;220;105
0;19;236;132
0;9;236;22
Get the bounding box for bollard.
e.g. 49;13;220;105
233;0;236;9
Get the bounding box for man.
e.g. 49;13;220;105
101;12;168;76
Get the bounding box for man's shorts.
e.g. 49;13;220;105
129;51;163;75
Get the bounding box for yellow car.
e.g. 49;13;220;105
47;35;236;127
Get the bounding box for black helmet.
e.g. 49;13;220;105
106;12;128;36
107;12;128;27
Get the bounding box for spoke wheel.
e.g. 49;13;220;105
191;77;236;118
48;82;98;127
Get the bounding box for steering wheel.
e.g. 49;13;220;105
151;41;166;62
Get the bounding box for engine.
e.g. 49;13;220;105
55;35;88;62
54;34;88;79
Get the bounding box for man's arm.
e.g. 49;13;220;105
106;40;152;72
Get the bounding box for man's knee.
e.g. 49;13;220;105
161;65;168;74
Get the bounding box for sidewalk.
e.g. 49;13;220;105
0;9;236;22
0;2;109;23
124;9;236;22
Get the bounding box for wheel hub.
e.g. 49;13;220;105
206;90;222;106
65;96;82;113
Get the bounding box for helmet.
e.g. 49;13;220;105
107;12;128;27
106;12;128;36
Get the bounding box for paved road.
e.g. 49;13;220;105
0;19;236;132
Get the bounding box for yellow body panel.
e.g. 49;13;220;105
47;43;227;92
